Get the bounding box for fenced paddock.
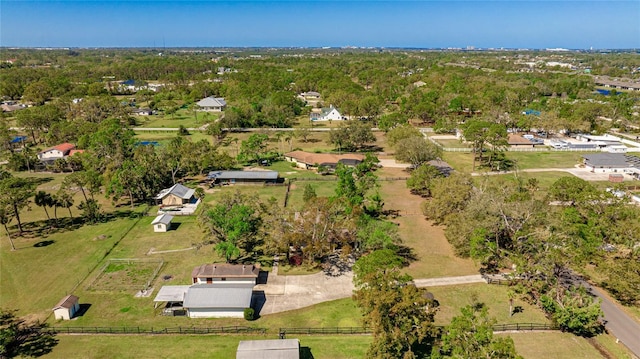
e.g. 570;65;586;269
86;258;164;292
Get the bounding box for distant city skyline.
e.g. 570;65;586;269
1;1;639;49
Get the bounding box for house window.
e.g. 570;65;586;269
157;225;162;229
206;278;212;284
221;278;226;281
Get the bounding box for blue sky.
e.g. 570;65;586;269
1;1;639;49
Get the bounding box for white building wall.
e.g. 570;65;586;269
38;149;65;160
53;308;71;320
194;277;255;285
154;223;168;232
187;308;244;318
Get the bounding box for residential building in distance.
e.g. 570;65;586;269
196;96;227;112
582;153;640;179
309;104;344;121
37;143;76;161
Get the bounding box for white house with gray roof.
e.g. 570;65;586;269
151;213;174;232
310;105;344;121
196;96;227;112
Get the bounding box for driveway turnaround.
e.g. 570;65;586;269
254;272;489;316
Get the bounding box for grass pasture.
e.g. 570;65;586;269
87;258;164;292
377;169;479;278
428;283;549;326
43;334;372;359
504;332;604;359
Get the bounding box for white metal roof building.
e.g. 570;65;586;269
183;283;254;318
236;339;300;359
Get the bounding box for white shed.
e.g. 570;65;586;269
237;339;300;359
151;213;174;232
53;295;80;320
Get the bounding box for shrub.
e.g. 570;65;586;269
243;308;255;321
289;254;303;266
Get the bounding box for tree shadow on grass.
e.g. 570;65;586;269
34;240;55;247
396;244;418;264
27;176;55;186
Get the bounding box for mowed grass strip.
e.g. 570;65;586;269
503;332;604;359
42;334;372;359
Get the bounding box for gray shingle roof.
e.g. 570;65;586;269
151;213;174;225
183;283;254;309
197;97;227;107
155;184;195;200
207;171;279;180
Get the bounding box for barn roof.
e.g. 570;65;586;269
183;283;254;309
236;339;300;359
151;213;174;226
53;295;79;310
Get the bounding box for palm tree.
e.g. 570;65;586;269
55;190;74;219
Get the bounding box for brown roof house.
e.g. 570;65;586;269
284;151;365;171
191;263;260;285
53;295;80;320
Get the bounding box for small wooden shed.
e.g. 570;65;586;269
53;295;79;320
151;213;174;232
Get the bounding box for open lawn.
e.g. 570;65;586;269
0;212;144;320
377;168;478;278
507;151;588;170
43;334;371;359
442;151;590;173
134;108;216;128
428;283;549;326
504;332;604;359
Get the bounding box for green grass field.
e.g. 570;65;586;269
43;334;372;359
504;332;603;359
134;108;216;128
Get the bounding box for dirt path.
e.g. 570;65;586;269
378;168;479;278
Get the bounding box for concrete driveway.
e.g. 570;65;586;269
254;271;355;315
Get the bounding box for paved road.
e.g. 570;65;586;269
577;280;640;357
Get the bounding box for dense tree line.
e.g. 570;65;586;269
417;172;640;334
